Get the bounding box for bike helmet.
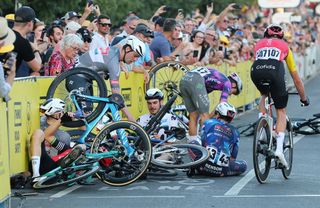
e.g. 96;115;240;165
124;35;146;57
264;24;284;39
215;102;237;122
145;88;164;100
228;72;242;95
40;98;65;116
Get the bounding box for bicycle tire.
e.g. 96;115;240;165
147;165;178;177
33;163;100;189
151;144;209;169
46;67;107;128
146;61;189;104
90;121;152;186
253;117;272;184
282;118;294;179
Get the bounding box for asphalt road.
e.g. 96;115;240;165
11;75;320;208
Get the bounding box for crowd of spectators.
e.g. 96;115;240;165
0;2;319;88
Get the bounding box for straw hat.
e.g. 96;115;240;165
0;17;16;53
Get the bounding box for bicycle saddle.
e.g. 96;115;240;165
108;94;125;109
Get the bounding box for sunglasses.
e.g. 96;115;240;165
99;23;112;27
84;38;92;43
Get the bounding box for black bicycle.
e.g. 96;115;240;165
291;113;320;135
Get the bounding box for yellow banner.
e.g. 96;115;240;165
0;101;10;202
7;78;40;175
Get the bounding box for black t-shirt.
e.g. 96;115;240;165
13;30;35;70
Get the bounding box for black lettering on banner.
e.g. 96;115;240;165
26;102;31;134
138;87;143;112
14;131;20;141
15;143;21;153
121;88;132;107
14;102;22;127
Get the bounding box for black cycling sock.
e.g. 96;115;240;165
50;138;68;153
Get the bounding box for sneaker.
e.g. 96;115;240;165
60;146;84;168
274;150;289;170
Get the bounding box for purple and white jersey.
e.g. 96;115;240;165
190;67;231;102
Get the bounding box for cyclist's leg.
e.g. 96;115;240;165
221;159;247;176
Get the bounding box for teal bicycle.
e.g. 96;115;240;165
33;68;152;188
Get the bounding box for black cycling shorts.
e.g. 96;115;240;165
250;59;288;109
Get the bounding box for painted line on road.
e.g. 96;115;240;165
224;135;304;196
78;195;185;199
213;194;320;198
50;185;82;198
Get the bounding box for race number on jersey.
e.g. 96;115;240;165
207;145;230;167
256;47;281;61
191;67;211;77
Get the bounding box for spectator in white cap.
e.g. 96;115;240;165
64;21;81;35
0;17;16;99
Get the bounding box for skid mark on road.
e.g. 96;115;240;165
224;135;304;196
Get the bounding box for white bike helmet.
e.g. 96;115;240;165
125;35;146;57
145;88;164;100
228;72;242;95
215;102;237;122
40;98;65;116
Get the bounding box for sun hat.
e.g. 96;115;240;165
0;17;16;53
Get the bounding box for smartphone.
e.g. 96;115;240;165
232;4;241;10
87;0;93;6
178;9;184;13
164;6;172;11
193;50;199;58
218;46;223;51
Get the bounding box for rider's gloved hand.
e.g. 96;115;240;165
300;97;310;106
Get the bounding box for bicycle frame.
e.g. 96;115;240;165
69;90;134;157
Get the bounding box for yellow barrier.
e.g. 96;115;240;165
7;78;40;175
0;101;10;203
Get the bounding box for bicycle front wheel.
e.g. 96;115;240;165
46;67;107;127
253;117;272;184
147;61;189;104
33;163;100;189
91;121;152;186
282;118;294;179
151;144;209;169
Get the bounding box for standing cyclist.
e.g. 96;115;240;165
179;66;242;144
194;102;247;177
76;35;146;121
251;24;309;168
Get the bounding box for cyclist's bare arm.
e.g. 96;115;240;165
285;49;307;101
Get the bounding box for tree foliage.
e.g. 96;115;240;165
0;0;254;25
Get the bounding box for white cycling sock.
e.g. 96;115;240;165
276;132;285;153
31;156;41;177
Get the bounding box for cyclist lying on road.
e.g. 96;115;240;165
191;102;247;177
29;98;85;185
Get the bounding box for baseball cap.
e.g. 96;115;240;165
65;21;81;32
76;27;92;42
133;23;154;38
0;17;16;53
15;6;36;23
63;11;81;20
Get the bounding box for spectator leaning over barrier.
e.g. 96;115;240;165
179;67;242;144
90;15;112;52
45;34;83;76
0;17;16;100
9;6;42;77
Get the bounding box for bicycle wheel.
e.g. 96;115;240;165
90;121;152;186
253;117;272;184
147;165;178;177
151;144;209;169
147;61;189;104
33;162;100;189
293;121;320;135
282;118;293;179
46;67;107;128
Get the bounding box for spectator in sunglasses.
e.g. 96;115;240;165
76;27;92;54
90;15;112;53
111;15;140;46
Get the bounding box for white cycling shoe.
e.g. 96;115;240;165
274;150;289;170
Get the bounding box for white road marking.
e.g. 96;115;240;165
50;185;82;198
78;195;185;199
224;135;305;196
213;194;320;198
